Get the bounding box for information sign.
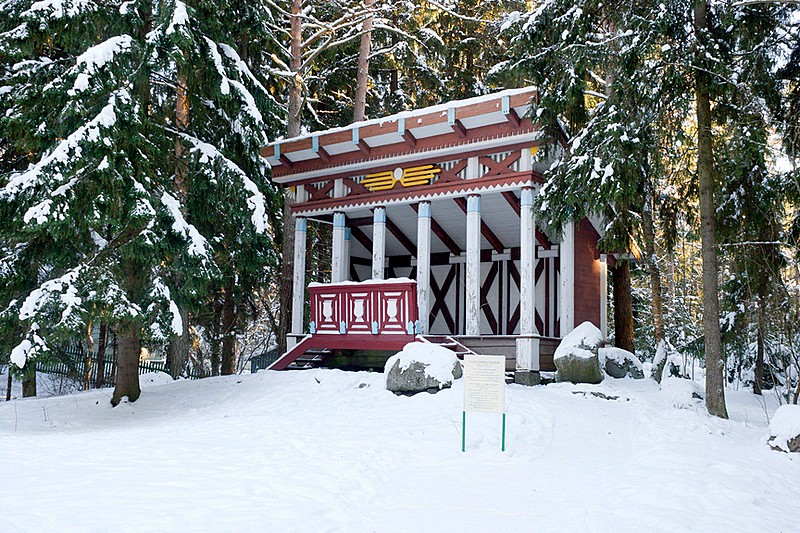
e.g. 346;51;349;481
461;354;507;452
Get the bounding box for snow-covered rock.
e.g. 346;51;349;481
599;347;644;379
554;321;604;384
651;340;682;382
385;342;462;395
768;404;800;453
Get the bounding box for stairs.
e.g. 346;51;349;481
267;333;416;371
418;335;479;359
285;348;334;370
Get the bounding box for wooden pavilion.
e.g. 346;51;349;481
260;87;607;384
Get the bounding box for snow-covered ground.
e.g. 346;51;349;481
1;369;798;532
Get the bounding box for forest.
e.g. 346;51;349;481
1;0;799;418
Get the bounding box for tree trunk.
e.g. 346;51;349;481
612;258;635;353
113;320;142;406
96;323;107;388
695;0;728;418
167;73;191;378
111;262;142;406
754;277;767;395
22;362;36;398
85;319;94;390
642;206;665;344
5;370;11;401
353;0;374;122
277;0;304;356
221;283;236;375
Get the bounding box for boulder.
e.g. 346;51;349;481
768;404;800;453
599;347;644;379
385;342;462;395
554;322;604;384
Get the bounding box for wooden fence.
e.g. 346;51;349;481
34;345;201;389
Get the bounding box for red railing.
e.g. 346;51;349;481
309;279;418;336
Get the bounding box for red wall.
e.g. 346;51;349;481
573;219;601;329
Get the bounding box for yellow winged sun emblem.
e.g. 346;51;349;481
362;165;441;192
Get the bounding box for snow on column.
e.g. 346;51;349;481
600;253;608;342
465;195;481;336
332;212;347;283
372;207;386;280
290;216;307;349
517;187;539;373
560;220;575;335
416;201;432;335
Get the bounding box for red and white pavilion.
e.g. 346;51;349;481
261;87;607;384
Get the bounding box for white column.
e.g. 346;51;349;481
519;188;537;337
344;228;352;282
332;212;347;282
416;201;432;335
372;207;386;280
465;195;481;336
516;188;540;375
290;216;307;348
560;220;575;335
600;253;608;342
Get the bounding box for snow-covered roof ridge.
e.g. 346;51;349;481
265;86;537;147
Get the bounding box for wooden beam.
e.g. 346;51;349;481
316;145;331;164
454;197;505;253
357;138;371;156
505;108;521;128
502;191;520;215
346;216;373;227
384;214;417;258
402;130;417;148
411;204;461;256
451;119;468;138
502;191;551;249
346;220;372;252
279;154;294;169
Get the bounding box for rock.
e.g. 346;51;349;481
554;322;604;384
768;404;800;453
599;347;644;379
385;342;462;395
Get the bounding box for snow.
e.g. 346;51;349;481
554;320;603;360
9;339;31;367
598;346;643;370
22;0;96;19
266;86;536;146
2;91;126;200
1;370;798;532
169;300;183;336
180;134;269;233
160;192;209;258
139;371;175;388
769;404;800;452
203;37;230;95
384;342;460;386
70;35;132;94
165;0;189;35
308;277;412;288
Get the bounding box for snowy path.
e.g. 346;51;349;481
1;370;798;532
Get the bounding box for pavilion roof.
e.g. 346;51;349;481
260;87;539;184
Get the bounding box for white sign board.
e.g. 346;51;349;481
463;354;506;414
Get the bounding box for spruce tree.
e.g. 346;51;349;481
0;0;281;400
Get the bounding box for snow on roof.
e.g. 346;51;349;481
264;86;536;148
